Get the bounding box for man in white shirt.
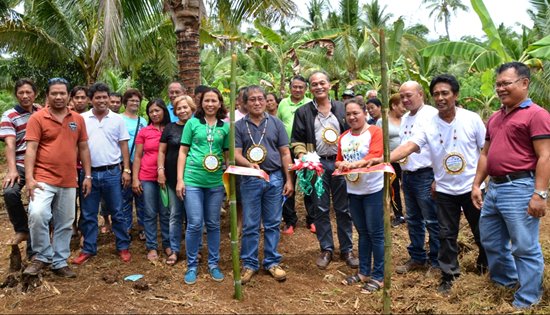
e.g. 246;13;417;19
394;81;440;273
73;83;132;265
370;75;487;294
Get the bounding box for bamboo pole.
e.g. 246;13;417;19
379;29;392;314
229;53;243;300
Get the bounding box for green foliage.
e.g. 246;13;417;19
0;90;16;114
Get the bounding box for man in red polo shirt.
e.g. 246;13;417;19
23;78;92;278
472;62;550;309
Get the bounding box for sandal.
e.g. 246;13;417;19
341;274;367;286
146;250;159;262
361;279;383;294
166;253;178;266
164;248;173;257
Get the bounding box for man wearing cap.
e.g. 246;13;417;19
342;89;355;101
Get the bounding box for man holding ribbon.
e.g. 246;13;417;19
291;71;358;270
235;85;294;284
367;74;487;294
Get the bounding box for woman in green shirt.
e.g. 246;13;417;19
176;87;229;285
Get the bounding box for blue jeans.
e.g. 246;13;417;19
80;168;130;254
480;177;543;308
142;181;170;251
167;186;185;253
122;177;145;231
313;158;353;254
401;168;440;265
184;185;225;270
28;183;75;269
240;171;284;271
349;190;384;282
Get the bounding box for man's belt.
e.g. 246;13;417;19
91;164;120;172
491;171;534;184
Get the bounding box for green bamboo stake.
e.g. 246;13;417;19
229;53;243;300
379;29;392;315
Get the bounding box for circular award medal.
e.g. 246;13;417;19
322;127;338;144
247;144;267;164
346;173;360;182
443;153;466;175
203;154;220;172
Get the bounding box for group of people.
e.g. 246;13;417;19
1;61;548;309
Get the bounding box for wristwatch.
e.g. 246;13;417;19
123;168;132;174
534;190;548;199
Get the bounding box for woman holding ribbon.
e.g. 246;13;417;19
336;98;385;293
176;87;229;285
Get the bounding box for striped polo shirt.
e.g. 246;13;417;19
0;104;39;167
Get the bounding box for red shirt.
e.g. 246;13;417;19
25;108;88;187
486;100;550;176
135;125;162;181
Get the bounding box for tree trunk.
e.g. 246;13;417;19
165;0;204;96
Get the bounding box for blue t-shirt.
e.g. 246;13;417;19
122;114;147;161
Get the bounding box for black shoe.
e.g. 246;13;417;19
437;280;453;294
23;260;48;276
391;216;405;227
316;250;332;269
340;252;359;269
52;266;77;278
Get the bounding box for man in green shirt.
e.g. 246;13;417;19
277;75;315;235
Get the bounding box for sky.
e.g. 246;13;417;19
293;0;534;40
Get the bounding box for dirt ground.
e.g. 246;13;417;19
0;183;549;314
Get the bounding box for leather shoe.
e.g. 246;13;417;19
23;260;48;276
340;251;359;269
52;266;77;278
316;250;332;269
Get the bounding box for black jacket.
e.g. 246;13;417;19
290;99;348;157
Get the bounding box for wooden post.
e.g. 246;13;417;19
229;53;243;300
379;29;392;315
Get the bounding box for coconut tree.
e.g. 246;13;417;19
0;0;173;84
422;0;469;40
164;0;296;95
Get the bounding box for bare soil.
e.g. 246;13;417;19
0;179;549;314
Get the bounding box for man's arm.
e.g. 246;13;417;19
279;146;294;197
365;141;419;168
3;137;19;188
24;141;42;200
471;141;490;209
119;140;131;188
78;140;92;197
528;138;550;218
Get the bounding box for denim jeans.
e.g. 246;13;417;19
312;158;353;254
401;168;440;265
80;168;130;254
167;185;185;253
28;183;75;269
435;191;487;280
390;162;404;218
480;177;543;308
240;170;284;271
142;180;170;251
348;190;384;282
184;185;225;270
282;171;315;227
122;176;145;231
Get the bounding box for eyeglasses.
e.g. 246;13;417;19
494;78;525;89
247;97;265;103
48;77;69;85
